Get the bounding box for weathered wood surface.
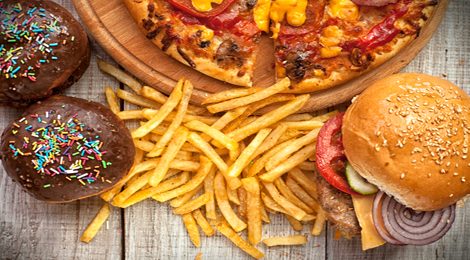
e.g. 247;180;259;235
1;0;469;259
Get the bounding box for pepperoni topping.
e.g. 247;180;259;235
351;0;399;6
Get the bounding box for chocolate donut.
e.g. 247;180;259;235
0;95;135;202
0;0;91;107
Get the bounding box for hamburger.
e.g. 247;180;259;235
315;73;470;249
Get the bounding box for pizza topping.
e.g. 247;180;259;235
319;26;343;59
167;0;237;17
215;39;247;67
328;0;359;20
253;0;272;32
270;0;309;38
351;0;399;7
177;47;197;67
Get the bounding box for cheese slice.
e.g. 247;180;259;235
351;194;386;250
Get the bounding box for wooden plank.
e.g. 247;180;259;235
0;1;124;259
326;0;470;258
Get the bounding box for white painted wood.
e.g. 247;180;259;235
1;0;469;259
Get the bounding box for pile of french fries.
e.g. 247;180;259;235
81;60;338;258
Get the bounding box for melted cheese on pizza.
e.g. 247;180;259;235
254;0;272;32
270;0;308;38
191;0;223;12
329;0;359;20
319;26;343;58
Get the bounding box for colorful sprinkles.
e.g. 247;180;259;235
0;2;73;81
8;107;113;188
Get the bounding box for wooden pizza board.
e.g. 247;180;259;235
72;0;450;113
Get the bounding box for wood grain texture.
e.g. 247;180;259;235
72;0;450;113
0;0;469;260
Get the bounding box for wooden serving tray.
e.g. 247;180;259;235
72;0;450;113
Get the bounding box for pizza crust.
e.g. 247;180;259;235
122;0;253;87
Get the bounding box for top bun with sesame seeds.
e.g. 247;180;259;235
342;73;470;211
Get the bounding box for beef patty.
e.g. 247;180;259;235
315;172;362;237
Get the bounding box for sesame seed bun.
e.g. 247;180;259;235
342;73;470;211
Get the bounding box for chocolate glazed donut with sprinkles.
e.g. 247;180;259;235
0;95;135;202
0;0;91;107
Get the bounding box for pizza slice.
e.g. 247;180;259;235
123;0;262;87
271;0;438;93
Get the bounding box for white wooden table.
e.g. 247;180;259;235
1;1;469;259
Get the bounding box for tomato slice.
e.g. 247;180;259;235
167;0;238;18
316;112;361;195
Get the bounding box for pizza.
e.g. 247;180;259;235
122;0;438;92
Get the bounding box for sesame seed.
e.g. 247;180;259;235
462;177;466;183
454;172;459;176
401;173;405;179
450;194;454;197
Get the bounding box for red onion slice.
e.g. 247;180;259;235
376;192;456;246
372;191;406;245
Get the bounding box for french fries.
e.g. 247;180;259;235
92;70;340;256
207;78;290;113
182;213;200;247
81;203;111;243
104;87;120;114
173;192;212;214
98;60;143;94
216;223;264;259
193;209;215;237
262;235;307;246
214;172;247;232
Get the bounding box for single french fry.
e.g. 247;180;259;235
116;89;161;109
170;182;204;208
204;167;217;220
104;87;120;114
284;214;303;231
132;79;183;138
173;192;212;214
262;181;306;221
260;200;271;223
274;178;313;214
98;60;143;94
215;223;264;259
242;177;262;245
285;176;322;213
214;172;247;232
116;172;190;208
227;128;271;178
153;156;213;202
311;208;328;236
281;113;313;122
222;94;295;133
298;161;317;171
259;142;317;182
311;110;339;123
193;209;215;237
248;139;296;177
187;132;228;175
261;191;289;214
238;186;248;218
117;109;145;120
185;120;239;152
249;124;288;162
149;127;189;187
280;121;324;130
335;230;342;240
81;203;111;243
195;251;202;260
226;94;309;142
182;213;200;247
227;186;240;205
207;78;290;113
288;167;318;200
262;235;307;246
202;87;263;105
142;109;219;125
265;129;320;171
148;81;193;157
142;85;169;104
